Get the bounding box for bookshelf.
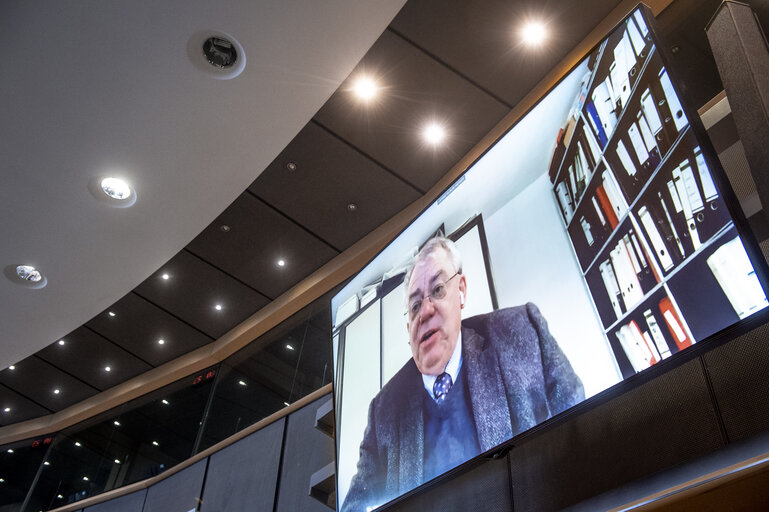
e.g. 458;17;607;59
550;11;766;378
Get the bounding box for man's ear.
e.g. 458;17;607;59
459;274;467;308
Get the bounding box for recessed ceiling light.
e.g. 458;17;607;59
214;304;223;311
286;162;298;171
53;389;60;395
114;459;121;464
286;344;295;351
157;339;165;345
8;366;15;371
108;311;116;317
152;441;159;446
100;177;132;200
113;421;121;427
423;122;447;145
7;449;13;454
161;399;169;405
3;408;10;413
43;461;50;466
74;442;81;447
277;259;286;267
347;203;358;212
58;340;65;346
352;76;379;101
82;476;89;481
220;224;231;232
521;20;547;46
161;273;170;280
57;494;63;499
284;401;290;406
0;478;4;483
104;366;111;372
238;380;247;386
15;265;42;282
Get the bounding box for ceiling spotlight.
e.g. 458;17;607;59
3;408;10;413
286;344;295;351
0;479;4;483
6;449;13;454
82;476;89;481
220;224;231;232
347;203;358;213
157;339;165;345
57;495;63;499
521;20;547;46
104;366;111;372
8;366;15;371
203;36;237;69
113;420;121;427
58;340;65;346
161;273;170;280
108;311;116;317
74;442;81;447
15;265;42;283
214;304;223;311
161;399;169;405
114;459;121;464
286;162;298;171
100;177;132;200
238;380;247;386
43;461;50;466
53;389;60;395
352;76;379;101
284;401;290;406
152;441;159;446
277;259;286;267
423;122;447;145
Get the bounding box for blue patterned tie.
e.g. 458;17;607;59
433;372;453;403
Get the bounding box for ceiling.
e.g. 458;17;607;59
0;0;752;427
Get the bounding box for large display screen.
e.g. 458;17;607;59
331;6;769;511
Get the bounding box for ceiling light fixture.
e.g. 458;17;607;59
286;344;295;351
203;36;238;69
277;259;286;267
82;476;89;481
108;311;116;317
214;304;223;311
57;495;63;499
347;203;358;212
284;401;290;406
113;421;121;427
53;389;60;395
5;264;48;289
352;76;379;101
3;408;10;413
74;442;81;447
58;340;65;346
238;380;247;386
161;273;170;280
220;224;231;232
152;441;159;447
6;449;13;454
43;461;50;466
286;162;297;171
104;366;111;372
15;265;42;282
8;366;15;371
114;459;121;464
161;399;169;405
100;177;132;200
521;20;547;46
157;339;165;345
88;176;137;208
423;122;447;145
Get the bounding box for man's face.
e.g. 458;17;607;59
406;248;466;376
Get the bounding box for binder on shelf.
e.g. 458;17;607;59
628;121;650;166
636;110;660;163
602;170;627;220
592;195;608;228
580;216;595;246
694;147;718;202
616;320;658;372
707;236;769;319
563;115;578;147
622;234;642;274
548;128;567;183
616;140;637;176
610;240;644;310
583;121;602;164
556;182;574;222
640;88;663;135
611;33;634;109
659;192;685;258
659;296;692;350
592;79;618;138
630;232;649;271
672;164;702;250
639;205;674;271
595;185;619;228
643;308;671;359
586;101;608;147
627;16;646;56
600;259;624;318
659;68;688;132
634;10;649;37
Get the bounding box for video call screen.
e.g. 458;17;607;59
331;6;769;511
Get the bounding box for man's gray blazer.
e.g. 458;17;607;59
341;303;584;512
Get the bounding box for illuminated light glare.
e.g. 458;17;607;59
161;273;170;280
15;265;42;282
104;366;111;372
74;442;81;447
7;449;13;454
284;401;290;406
152;441;159;446
8;366;14;370
286;344;295;351
422;122;446;145
114;459;121;464
57;495;63;499
277;259;286;267
43;461;50;466
100;177;132;200
521;20;547;46
58;340;65;346
352;76;379;101
113;421;121;427
238;380;247;386
161;399;169;405
108;311;116;317
0;479;4;483
214;304;222;311
157;339;165;345
53;389;60;395
82;476;89;481
3;408;10;413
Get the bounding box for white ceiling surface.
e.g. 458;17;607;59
0;0;407;369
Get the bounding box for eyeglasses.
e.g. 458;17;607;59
406;272;459;320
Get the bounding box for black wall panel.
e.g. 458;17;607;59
507;358;724;511
387;457;511;512
85;489;147;512
201;418;285;512
703;321;769;443
142;459;207;512
275;397;334;512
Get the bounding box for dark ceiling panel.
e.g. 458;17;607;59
0;384;52;426
389;0;625;107
135;250;271;340
249;122;423;251
313;30;510;192
187;193;339;300
0;357;98;412
37;328;152;392
86;294;213;367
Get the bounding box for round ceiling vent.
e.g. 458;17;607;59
188;31;246;80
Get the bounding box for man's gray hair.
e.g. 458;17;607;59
404;235;463;292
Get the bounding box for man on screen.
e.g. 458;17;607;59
341;236;584;512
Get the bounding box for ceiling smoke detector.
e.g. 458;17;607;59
203;37;238;69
